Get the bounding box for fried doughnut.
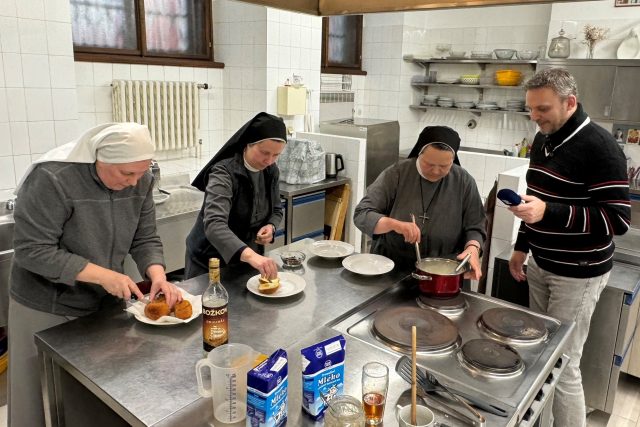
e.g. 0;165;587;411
258;276;280;294
144;298;170;320
173;299;193;320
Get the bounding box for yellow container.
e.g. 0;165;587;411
0;353;8;375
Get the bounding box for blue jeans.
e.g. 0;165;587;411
527;257;609;427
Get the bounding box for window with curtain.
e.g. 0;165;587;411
71;0;222;67
321;15;366;75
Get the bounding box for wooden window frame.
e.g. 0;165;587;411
321;15;366;76
73;0;224;68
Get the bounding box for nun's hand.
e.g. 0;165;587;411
241;248;278;280
395;220;421;244
255;224;274;245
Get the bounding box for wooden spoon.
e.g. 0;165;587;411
411;325;417;425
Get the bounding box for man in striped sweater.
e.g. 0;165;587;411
508;68;630;427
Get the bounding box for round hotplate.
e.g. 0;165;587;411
480;307;547;343
417;293;466;313
372;306;459;352
461;339;523;375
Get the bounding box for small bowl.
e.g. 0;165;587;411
494;49;516;59
516;50;538;60
449;51;466;58
279;251;306;268
471;51;492;58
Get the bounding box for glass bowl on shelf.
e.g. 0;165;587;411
494;49;516;59
516;50;538;60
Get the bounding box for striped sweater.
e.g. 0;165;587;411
514;104;630;278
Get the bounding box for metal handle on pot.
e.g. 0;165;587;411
411;272;432;281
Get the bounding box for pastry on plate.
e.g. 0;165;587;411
258;276;280;294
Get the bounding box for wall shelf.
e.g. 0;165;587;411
410;104;529;117
406;55;537;116
412;82;526;90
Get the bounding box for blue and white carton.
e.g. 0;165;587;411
300;335;346;420
246;349;288;427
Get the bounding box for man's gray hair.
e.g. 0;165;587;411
524;68;578;99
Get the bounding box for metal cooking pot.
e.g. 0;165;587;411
411;258;467;298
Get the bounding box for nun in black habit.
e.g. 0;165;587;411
185;112;287;279
354;126;486;276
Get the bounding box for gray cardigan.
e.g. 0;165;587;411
10;162;165;317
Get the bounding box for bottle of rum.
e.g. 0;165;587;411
202;258;229;352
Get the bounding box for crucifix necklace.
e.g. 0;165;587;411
418;176;443;225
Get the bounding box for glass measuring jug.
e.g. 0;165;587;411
195;343;258;424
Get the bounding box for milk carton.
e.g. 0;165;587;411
300;335;346;420
246;349;288;427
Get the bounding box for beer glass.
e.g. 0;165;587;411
361;362;389;425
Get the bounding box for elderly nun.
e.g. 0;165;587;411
354;126;486;276
8;122;182;427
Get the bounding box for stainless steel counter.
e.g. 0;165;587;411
279;176;350;198
35;241;409;427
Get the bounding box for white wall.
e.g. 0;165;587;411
355;5;551;152
548;0;640;59
0;0;78;201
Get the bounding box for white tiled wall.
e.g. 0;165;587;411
265;8;321;133
74;62;225;163
0;0;78;200
548;0;640;59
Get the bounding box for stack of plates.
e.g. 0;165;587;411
422;95;439;106
505;99;526;111
476;101;500;110
412;75;429;84
455;101;476;109
436;77;459;84
437;97;454;108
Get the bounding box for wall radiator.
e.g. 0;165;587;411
112;80;200;151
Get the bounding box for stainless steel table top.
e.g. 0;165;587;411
35;242;408;426
279;176;350;198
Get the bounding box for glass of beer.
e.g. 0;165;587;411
361;362;389;425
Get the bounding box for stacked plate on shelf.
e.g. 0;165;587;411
455;101;476;109
476;101;500;110
437;97;455;107
422;94;439;106
436;76;459;84
505;99;526;111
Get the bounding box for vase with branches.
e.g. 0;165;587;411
583;24;609;59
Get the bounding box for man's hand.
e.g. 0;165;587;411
509;195;546;224
509;250;528;282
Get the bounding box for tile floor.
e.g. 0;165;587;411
0;370;638;426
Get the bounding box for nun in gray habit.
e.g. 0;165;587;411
185;112;287;280
354;126;486;277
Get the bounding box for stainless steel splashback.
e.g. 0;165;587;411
319;118;400;187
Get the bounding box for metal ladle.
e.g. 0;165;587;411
455;253;472;273
410;213;421;261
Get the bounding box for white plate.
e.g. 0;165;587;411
125;288;202;326
310;240;355;259
246;272;306;298
342;254;395;276
617;33;640;59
